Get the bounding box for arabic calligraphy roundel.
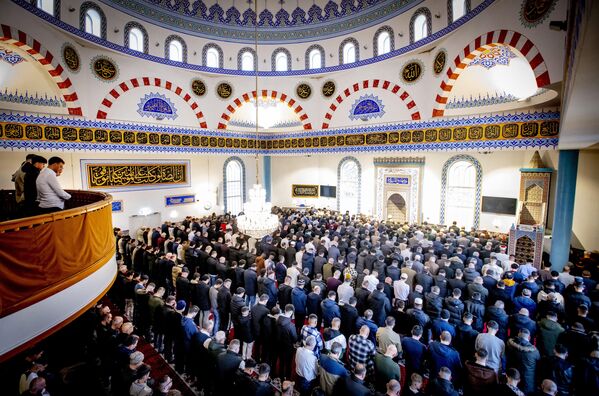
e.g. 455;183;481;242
433;50;446;75
401;60;424;84
216;82;233;99
90;55;119;82
520;0;557;28
62;43;80;72
322;80;336;98
191;79;206;96
296;83;312;99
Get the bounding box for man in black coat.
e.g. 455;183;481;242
217;279;232;332
306;286;323;328
278;276;293;309
244;264;258;307
444;288;465;327
424;286;443;319
191;274;212;326
355;281;371;316
276;304;298;379
464;292;485;332
251;294;271;362
427;367;459;396
367;283;391;327
175;267;191;303
455;312;479;363
332;363;371;396
340;297;360;339
215;339;243;394
539;343;573;396
508;308;537;339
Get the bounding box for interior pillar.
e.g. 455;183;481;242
263;155;271;202
550;150;579;271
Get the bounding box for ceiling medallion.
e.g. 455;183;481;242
322;80;336;98
433;49;446;75
216;82;233;99
401;60;424;84
296;83;312;99
61;43;80;73
90;55;119;82
191;79;206;96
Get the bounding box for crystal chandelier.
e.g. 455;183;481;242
236;184;279;239
234;0;279;239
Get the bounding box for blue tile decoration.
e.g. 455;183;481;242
0;47;26;66
112;200;123;212
228;119;303;129
33;0;61;19
90;0;422;44
0;88;66;107
202;43;224;68
12;0;497;76
409;7;432;44
349;94;385;121
164;34;187;63
165;194;196;206
469;45;517;69
447;0;471;24
222;156;247;213
79;1;107;40
373;25;395;57
337;156;362;214
447;91;518;109
338;37;360;65
440;154;482;229
123;21;149;54
271;48;292;71
137;92;178;120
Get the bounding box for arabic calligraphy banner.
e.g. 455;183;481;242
292;184;319;198
81;160;190;192
0;116;560;154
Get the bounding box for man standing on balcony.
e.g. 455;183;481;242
36;156;71;214
22;155;47;217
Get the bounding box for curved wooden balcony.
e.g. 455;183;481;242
0;190;116;360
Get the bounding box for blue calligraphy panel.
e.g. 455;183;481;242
165;194;196;206
349;94;385;121
385;176;409;185
112;200;123;212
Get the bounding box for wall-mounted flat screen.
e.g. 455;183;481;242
482;196;518;215
320;185;337;198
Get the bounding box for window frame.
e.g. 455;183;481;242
79;2;106;39
223;157;246;215
337;156;362;214
440;154;482;229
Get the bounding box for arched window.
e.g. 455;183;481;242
223;157;246;215
337;157;361;214
410;8;432;44
124;22;148;53
339;37;359;65
373;26;395;57
448;0;470;23
440;155;482;229
165;35;187;63
80;2;106;39
378;32;391;55
305;45;325;70
36;0;57;17
203;44;223;68
273;50;290;72
238;48;257;71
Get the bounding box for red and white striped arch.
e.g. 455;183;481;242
0;24;82;116
322;79;421;129
217;90;312;130
96;77;207;128
432;29;551;117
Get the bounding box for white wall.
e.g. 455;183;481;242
572;150;599;251
270;149;559;233
0;150;258;229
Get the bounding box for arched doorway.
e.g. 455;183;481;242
386;193;407;223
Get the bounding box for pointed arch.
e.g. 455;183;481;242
433;29;551;117
0;24;82;115
96;77;207;127
217;90;312;130
440;154;482;229
321;79;421;129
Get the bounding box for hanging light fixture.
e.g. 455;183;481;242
236;0;279;239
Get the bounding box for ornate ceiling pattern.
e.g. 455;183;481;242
100;0;422;43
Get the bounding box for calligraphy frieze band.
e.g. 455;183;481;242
81;160;191;192
292;184;319;198
0;116;559;154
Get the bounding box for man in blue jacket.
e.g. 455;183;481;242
321;290;341;328
292;279;308;334
427;331;462;387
